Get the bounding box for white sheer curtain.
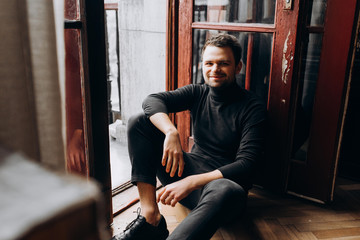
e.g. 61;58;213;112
0;0;66;171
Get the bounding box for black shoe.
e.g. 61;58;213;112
112;208;169;240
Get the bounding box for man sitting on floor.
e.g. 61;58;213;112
112;33;267;240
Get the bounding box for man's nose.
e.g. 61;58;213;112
211;64;221;72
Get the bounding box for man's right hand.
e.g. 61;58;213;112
162;130;184;177
149;112;185;177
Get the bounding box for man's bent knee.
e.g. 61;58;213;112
127;113;147;134
204;179;247;205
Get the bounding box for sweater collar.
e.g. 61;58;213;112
208;82;242;102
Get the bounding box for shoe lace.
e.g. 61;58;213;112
124;207;142;231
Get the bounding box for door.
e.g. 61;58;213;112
64;0;113;224
174;0;300;191
286;0;359;203
171;0;359;203
172;0;298;193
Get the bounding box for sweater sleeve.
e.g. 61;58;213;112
142;84;200;117
218;100;267;189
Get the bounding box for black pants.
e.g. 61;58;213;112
127;113;247;240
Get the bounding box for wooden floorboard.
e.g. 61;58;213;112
112;178;360;239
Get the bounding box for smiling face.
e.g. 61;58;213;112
202;45;242;89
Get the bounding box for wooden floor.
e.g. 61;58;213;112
112;178;360;239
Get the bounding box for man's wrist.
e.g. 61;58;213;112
190;170;223;190
186;175;199;191
165;128;179;136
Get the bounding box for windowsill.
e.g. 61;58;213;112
112;184;139;217
112;180;162;217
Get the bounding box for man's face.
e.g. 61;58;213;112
202;46;242;89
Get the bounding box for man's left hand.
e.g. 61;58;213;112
157;176;194;207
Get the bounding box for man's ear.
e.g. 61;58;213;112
236;62;242;74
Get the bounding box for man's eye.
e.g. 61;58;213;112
220;62;229;66
205;62;213;66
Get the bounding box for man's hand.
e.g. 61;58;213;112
157;170;223;207
149;113;184;177
157;176;194;207
67;129;86;174
162;130;185;177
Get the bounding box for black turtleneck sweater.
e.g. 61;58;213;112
142;83;266;190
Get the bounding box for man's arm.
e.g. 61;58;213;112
218;101;267;188
151;113;225;207
157;170;223;207
143;84;199;117
149;112;185;177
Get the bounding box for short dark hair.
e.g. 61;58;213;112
201;33;242;65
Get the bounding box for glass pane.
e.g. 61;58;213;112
291;33;323;161
338;27;360;180
192;29;272;104
194;0;276;24
64;0;80;20
105;9;131;189
308;0;327;26
64;29;88;176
